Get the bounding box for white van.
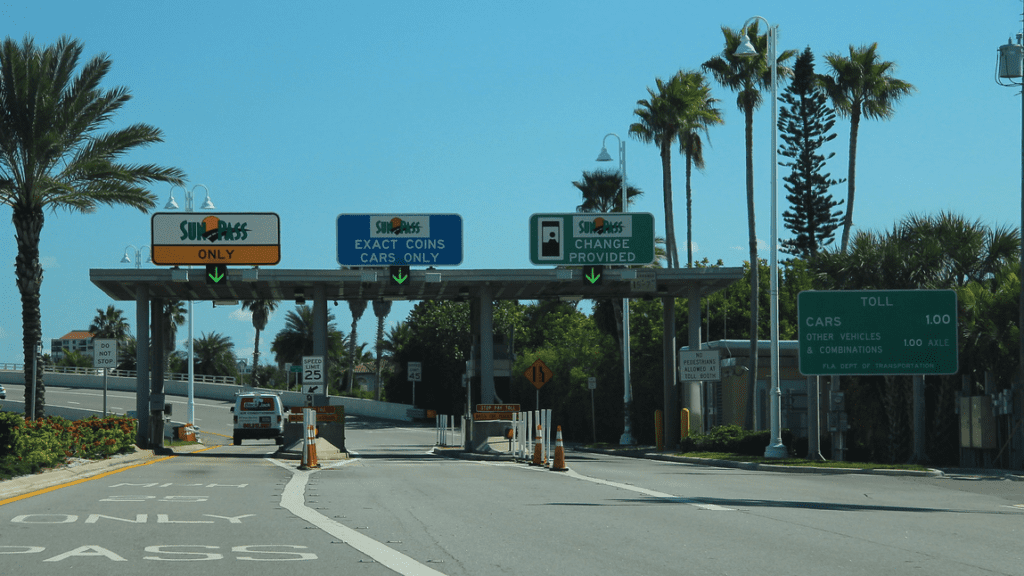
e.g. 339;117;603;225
230;392;285;446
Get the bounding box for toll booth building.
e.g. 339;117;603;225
690;340;824;438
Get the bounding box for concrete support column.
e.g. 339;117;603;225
313;285;328;389
663;296;679;448
150;299;165;450
479;284;494;405
685;290;703;435
135;285;150;447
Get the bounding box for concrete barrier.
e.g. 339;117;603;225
0;368;416;422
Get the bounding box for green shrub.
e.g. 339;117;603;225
680;425;795;456
0;413;138;480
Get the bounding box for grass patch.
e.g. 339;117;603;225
677;451;930;471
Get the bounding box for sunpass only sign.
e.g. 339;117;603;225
337;214;463;266
529;213;655;265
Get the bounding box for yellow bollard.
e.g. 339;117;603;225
655;410;664;452
681;408;690;439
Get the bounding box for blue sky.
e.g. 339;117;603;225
1;1;1021;371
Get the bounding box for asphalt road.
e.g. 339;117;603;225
2;386;1024;574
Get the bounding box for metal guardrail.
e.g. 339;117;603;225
0;363;235;385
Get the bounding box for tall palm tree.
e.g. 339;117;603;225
573;169;643;213
89;305;132;346
372;299;393;401
819;43;915;253
675;70;724;267
630;72;686;269
240;299;279;379
347;299;368;392
574;170;644;365
271;305;346;369
703;22;795;429
161;300;186;371
0;36;184;418
191;331;236;378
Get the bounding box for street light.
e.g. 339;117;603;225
996;30;1024;406
735;16;787;458
596;132;635;445
165;184;216;427
121;245;151;269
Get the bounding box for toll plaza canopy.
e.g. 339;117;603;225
90;265;744;449
89;266;743;302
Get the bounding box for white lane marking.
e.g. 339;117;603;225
267;459;445;575
561;469;733;511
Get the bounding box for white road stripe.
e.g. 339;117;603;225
562;469;734;511
268;458;445;575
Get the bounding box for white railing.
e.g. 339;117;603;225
0;363;235;385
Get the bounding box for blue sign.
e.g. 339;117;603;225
337;214;463;266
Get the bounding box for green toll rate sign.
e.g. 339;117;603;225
797;290;958;376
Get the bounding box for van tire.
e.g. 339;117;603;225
233;434;241;446
275;436;284;446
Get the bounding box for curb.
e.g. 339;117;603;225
574;446;945;477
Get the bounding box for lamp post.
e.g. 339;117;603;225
164;184;215;426
735;16;787;458
120;245;151;269
596;132;635;445
996;30;1024;419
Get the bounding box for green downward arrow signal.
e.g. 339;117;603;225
208;267;225;283
393;269;408;284
585;267;602;284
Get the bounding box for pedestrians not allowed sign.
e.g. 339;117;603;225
678;349;721;381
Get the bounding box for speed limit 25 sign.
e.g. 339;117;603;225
302;356;324;384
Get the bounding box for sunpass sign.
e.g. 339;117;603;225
529;213;655;265
337;214;463;266
151;212;280;265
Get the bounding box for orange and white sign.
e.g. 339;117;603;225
150;212;280;265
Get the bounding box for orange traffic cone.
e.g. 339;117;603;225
551;426;568;472
531;424;543;466
300;424;319;469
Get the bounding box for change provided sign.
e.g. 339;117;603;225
337;214;463;266
797;290;958;376
529;213;655;266
151;212;280;265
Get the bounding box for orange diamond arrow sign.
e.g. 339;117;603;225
524;359;553;389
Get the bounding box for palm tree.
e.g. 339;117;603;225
89;305;132;346
191;331;236;378
630;72;686;269
347;299;368;392
573;169;643;213
0;36;184;418
819;43;915;253
240;299;279;379
703;22;795;429
161;300;186;371
271;304;347;369
675;70;724;267
372;299;393;401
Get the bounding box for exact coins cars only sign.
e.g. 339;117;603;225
336;214;463;266
797;290;958;375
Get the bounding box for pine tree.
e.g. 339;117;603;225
778;47;844;259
